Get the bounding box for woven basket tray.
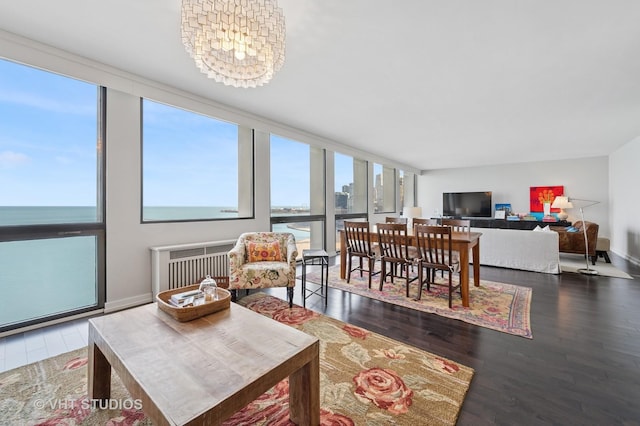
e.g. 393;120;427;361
156;283;231;322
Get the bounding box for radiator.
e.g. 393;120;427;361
150;239;236;296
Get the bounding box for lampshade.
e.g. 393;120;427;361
403;207;423;219
551;196;573;220
181;0;286;88
551;196;573;209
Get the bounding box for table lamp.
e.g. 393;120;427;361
403;206;423;230
551;196;573;221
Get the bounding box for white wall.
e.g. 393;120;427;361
609;137;640;264
417;156;610;237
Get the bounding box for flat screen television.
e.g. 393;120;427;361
442;191;492;218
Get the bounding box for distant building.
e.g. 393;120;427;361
335;192;348;210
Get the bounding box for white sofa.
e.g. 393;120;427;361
471;227;560;274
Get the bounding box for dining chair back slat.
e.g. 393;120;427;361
412;218;438;226
441;218;471;235
411;217;438;234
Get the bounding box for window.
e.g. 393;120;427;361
373;163;396;213
334;152;367;214
270;135;325;255
0;58;105;332
141;99;253;222
334;152;368;251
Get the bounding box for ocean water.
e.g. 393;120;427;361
0;236;97;328
0;206;311;238
0;206;244;226
0;206;98;226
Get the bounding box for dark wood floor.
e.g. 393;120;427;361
265;254;640;425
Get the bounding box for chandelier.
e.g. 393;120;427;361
181;0;286;88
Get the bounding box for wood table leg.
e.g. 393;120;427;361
340;231;346;279
472;240;480;287
458;246;470;307
88;341;111;401
288;343;320;425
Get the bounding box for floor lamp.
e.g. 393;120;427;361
569;198;600;275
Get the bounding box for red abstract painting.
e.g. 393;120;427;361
529;186;564;212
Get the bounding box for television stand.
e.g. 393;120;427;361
432;217;570;230
470;218;571;230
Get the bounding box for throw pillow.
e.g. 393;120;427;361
247;241;283;262
532;225;542;232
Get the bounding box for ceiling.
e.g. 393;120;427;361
1;0;640;171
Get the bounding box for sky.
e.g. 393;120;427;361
0;59;98;206
1;58;356;209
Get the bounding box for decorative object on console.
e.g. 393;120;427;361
566;198;600;275
551;196;573;221
495;203;512;215
530;185;564;220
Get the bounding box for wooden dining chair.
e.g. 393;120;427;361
411;218;438;234
414;224;461;308
385;216;408;224
407;218;437;266
438;219;470;278
441;218;471;234
412;218;438;226
376;222;416;295
343;221;380;288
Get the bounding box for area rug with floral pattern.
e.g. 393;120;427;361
0;294;474;425
304;265;533;338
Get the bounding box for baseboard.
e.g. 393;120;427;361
0;309;104;338
104;293;153;313
611;249;640;267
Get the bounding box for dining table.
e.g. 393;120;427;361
339;228;482;307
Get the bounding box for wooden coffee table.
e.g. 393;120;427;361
88;302;320;425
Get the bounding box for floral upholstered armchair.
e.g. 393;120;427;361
228;232;298;307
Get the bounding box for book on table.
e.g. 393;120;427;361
170;289;203;306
